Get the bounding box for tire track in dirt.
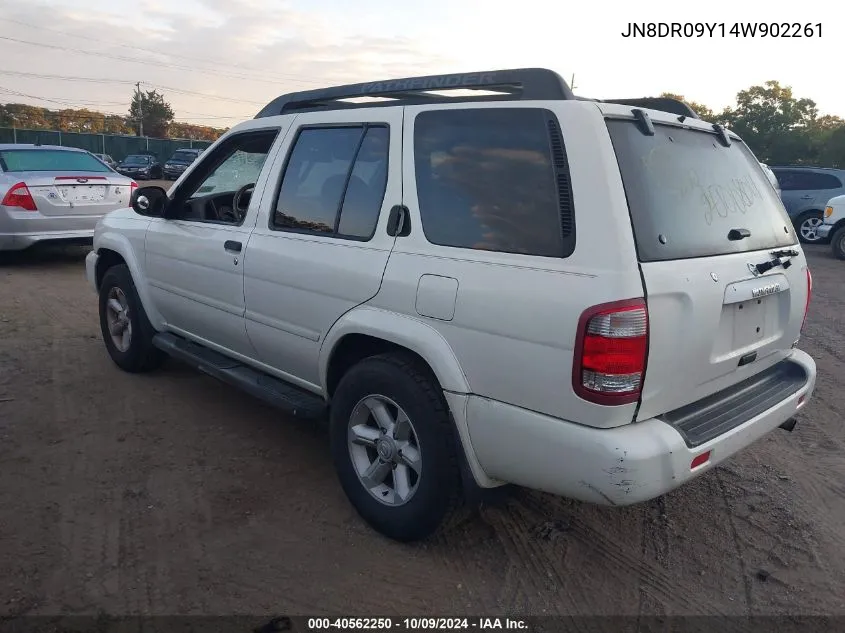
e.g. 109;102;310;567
477;498;574;615
45;335;121;613
714;459;839;615
637;498;668;622
516;491;737;617
714;469;754;613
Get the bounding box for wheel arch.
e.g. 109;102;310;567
794;209;826;242
94;231;165;330
320;307;501;491
320;307;471;398
827;217;845;236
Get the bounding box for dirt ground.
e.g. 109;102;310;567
0;243;843;619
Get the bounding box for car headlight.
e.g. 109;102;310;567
825;206;833;218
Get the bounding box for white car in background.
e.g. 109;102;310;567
819;195;845;259
0;144;137;251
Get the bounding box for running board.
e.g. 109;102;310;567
152;332;327;419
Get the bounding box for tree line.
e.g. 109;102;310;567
0;81;842;166
0;89;226;141
663;80;844;168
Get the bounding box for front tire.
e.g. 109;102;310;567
329;353;462;542
831;227;845;260
796;211;825;244
98;264;165;373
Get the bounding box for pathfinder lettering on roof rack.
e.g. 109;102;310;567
360;73;500;93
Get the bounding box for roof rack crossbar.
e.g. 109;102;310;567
255;68;574;117
601;97;701;119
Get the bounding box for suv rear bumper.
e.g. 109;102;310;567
464;349;816;505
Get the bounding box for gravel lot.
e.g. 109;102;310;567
0;241;843;619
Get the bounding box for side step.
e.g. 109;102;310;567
152;332;327;419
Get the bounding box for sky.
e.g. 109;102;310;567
0;0;841;127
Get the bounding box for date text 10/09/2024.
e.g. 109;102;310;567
621;22;822;38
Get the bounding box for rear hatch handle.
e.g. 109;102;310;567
728;228;751;241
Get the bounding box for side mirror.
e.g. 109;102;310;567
131;186;168;217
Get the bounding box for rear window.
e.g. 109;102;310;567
606;120;797;262
0;149;111;173
123;155;151;165
171;151;198;161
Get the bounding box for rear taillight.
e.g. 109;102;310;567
573;299;648;405
1;182;37;211
801;267;812;333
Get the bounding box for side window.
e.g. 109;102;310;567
413;108;572;257
273;125;389;240
808;172;843;189
773;170;797;191
777;170;844;191
172;129;279;225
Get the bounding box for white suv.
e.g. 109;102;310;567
85;69;816;542
819;194;845;259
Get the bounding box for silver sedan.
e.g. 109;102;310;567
0;144;137;252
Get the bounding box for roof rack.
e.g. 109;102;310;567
255;68;575;117
254;69;703;120
600;97;701;119
768;164;839;170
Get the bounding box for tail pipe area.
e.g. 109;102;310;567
779;417;798;432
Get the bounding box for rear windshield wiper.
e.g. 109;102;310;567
752;249;800;275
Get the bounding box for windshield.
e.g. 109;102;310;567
123;156;151;165
194;150;267;197
0;149;112;173
606;119;797;262
171;151;197;162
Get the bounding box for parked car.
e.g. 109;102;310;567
116;154;163;180
0;144;136;251
92;153;117;169
163;148;204;180
818;195;845;259
769;166;845;244
85;69;816;542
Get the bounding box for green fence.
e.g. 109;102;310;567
0;127;214;164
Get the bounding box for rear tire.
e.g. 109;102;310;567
98;264;165;373
795;211;825;244
831;227;845;260
329;352;462;542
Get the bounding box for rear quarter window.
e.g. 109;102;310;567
606;119;797;262
413;108;574;258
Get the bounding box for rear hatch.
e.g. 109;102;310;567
23;172;134;216
603;107;810;421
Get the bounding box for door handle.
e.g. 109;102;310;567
800;195;813;200
224;240;242;252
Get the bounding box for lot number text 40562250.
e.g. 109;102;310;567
621;22;822;38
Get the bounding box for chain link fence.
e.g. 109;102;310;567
0;127;214;164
